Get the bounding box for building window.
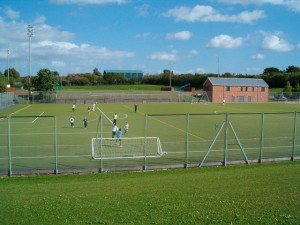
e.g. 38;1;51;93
261;87;265;92
241;87;243;91
252;87;255;92
226;86;230;91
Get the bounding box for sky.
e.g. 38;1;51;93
0;0;300;77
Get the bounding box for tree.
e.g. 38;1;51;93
4;68;20;80
263;67;281;74
93;67;102;76
0;75;7;92
292;81;300;92
32;69;59;91
286;66;300;73
283;81;292;97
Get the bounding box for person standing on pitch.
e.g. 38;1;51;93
124;122;129;134
112;124;118;138
117;128;123;147
134;104;138;113
113;113;118;125
83;117;88;128
72;104;75;112
70;116;75;128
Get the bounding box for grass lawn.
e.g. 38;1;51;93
0;161;299;225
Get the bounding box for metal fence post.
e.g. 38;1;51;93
291;112;297;161
7;116;12;176
143;114;148;170
100;115;103;173
184;113;189;168
54;116;58;174
259;112;264;163
223;113;229;166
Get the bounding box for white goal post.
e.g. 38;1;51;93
92;137;164;159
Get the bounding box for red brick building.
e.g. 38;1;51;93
203;77;269;103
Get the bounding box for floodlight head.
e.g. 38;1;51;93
27;24;34;37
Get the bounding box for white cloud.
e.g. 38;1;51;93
261;35;294;52
5;9;20;20
251;53;265;59
206;34;244;48
134;4;149;17
163;5;265;23
166;31;193;40
49;0;128;4
218;0;300;12
52;60;66;67
148;52;178;61
135;33;151;39
0;14;135;75
188;50;199;55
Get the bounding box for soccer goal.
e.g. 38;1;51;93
92;137;164;159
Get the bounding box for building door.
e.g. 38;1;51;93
248;96;252;102
231;96;235;102
238;96;244;102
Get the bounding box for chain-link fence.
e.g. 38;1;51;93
0;112;299;176
3;91;300;106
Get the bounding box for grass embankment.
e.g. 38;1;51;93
0;162;299;225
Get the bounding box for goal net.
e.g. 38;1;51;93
92;137;164;159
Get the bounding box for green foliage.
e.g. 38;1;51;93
32;69;59;91
263;67;282;74
0;75;8;92
103;72;126;84
286;65;300;73
283;81;292;97
4;68;20;80
93;67;101;76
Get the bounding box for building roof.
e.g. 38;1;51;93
206;77;269;87
104;70;143;74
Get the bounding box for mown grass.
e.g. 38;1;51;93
0;161;299;225
62;84;178;92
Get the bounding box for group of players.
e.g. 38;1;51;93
69;103;96;128
69;103;135;147
111;113;129;147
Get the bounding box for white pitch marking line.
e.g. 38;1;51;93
32;112;44;123
97;107;113;124
0;105;32;121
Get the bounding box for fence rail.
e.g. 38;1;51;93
1;91;300;107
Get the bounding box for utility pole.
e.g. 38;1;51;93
27;24;34;103
7;49;10;81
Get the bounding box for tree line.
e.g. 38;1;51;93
1;66;300;92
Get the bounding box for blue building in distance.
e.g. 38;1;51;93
103;70;143;79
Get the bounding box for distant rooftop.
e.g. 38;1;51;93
207;77;269;87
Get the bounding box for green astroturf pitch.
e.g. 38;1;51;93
0;102;299;174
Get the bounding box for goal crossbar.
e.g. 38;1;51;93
92;137;163;159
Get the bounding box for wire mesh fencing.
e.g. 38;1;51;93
0;112;299;176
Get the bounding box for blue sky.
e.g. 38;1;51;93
0;0;300;76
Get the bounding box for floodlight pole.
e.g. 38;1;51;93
7;49;10;81
169;70;172;88
27;25;34;104
217;55;220;77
